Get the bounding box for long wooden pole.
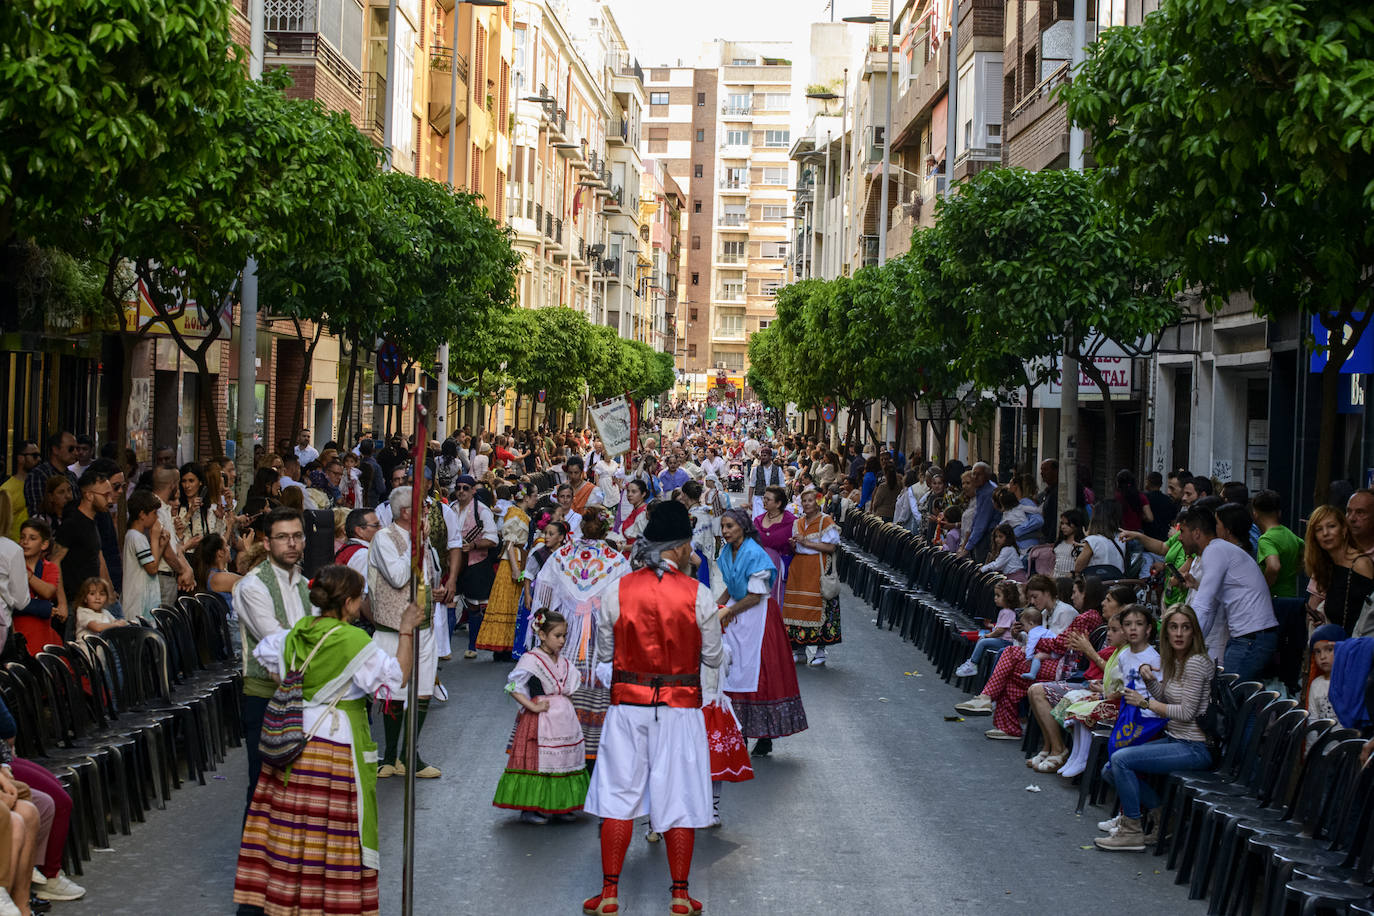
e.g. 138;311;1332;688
402;395;427;916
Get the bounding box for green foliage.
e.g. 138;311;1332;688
519;307;600;411
0;0;244;243
1060;0;1373;497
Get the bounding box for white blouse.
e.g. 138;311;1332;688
255;630;406;744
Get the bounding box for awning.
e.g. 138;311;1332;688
446;381;478;396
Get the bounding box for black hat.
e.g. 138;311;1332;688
642;500;693;543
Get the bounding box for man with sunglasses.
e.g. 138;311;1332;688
450;475;497;660
23;431;78;518
1;441;38;540
231;506;310;805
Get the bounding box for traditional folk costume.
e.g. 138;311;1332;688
475;505;531;654
512;537;556;661
616;500;649;553
718;512;808;741
234;616;406;916
369;517;440;773
531;538;631;763
451;480;499;655
492;645;589;815
782;512;843;648
584;502;724;916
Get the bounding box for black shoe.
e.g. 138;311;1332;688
30;897;52;913
751;738;773;757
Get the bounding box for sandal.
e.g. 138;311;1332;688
1026;751;1047;769
1034;753;1067;773
583;895;620;915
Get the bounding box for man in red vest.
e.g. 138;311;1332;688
583;500;724;916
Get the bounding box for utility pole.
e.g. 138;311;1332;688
234;0;266;504
943;0;958;198
1058;0;1088;513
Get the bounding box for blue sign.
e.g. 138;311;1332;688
1310;314;1374;374
377;340;401;383
536;389;546;403
1338;373;1367;415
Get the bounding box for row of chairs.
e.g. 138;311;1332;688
0;594;242;876
837;510;1374;915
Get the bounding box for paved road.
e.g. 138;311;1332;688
69;573;1208;916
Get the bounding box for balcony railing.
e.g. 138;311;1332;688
717;213;748;227
1011;61;1071;122
721;104;752;116
271;33;362;95
718;178;748;191
429;45;470;84
363;72;385;142
712;326;747;341
715;251;746;264
717;286;746;302
553;218;563;245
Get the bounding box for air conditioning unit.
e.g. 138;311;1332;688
588;243;606;257
601;258;620;275
715;362;728;369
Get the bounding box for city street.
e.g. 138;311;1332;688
72;580;1206;916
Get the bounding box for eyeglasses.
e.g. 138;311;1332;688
270;532;305;543
360;521;381;529
18;452;38;458
453;485;472;491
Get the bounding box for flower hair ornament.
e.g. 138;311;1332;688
532;609;549;630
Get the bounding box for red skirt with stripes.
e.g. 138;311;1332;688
233;737;378;916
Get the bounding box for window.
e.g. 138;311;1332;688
721;240;746;258
725;129;748;146
758;319;771;329
690;308;699;321
693;199;702;213
761;167;787;185
718;313;745;332
691;273;699;286
731;58;754;65
764;129;790;147
725;93;750;114
760;279;781;296
697;92;706;106
688;343;698;358
694;164;703;178
764;92;789;109
761;241;787;258
723;166;746;188
649;91;670;106
717;351;745;371
761;204;786;220
987;123;1003;147
691;235;701;250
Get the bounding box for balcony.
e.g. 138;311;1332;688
714;250;747;266
890;43;948;148
953;146;1003;180
718;177;749;192
720;104;752;118
716;213;748;228
427;46;469;135
712;326;747;343
715;285;747;304
363;72;385;143
1007;61;1072;171
860;234;879;267
268;33;362;96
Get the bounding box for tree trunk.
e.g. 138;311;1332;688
513;391;523;431
190;353;223;459
284;319;325;449
1316;359;1342;506
1079;360;1117;491
337;334;360;441
1024;382;1036;472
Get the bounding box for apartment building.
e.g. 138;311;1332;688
643;42;793;392
642;160;684;356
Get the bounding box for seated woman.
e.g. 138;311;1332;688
1304;505;1374;633
1024;582;1134;772
1094;603;1215;852
953;574;1097;740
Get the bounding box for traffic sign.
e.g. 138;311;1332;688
377;340;401;383
374;383;402;406
537;389;547;403
821;401;837;423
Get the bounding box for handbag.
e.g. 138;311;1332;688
259;627;346;769
808;520;841;600
1107;700;1168;754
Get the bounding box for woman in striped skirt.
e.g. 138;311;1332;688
234;565;420;916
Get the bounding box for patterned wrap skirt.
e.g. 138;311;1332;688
234;737;378;916
475;559;521;652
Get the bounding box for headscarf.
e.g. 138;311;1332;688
630;536;690;579
721;507;757;541
1305;623;1349;707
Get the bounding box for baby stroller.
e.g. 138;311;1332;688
726;461;745;492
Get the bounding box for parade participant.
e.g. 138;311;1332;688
532;508;630;766
583;501;724;916
783;488;841;667
718;508;808;757
450;475;498;660
369;487;442;779
566;457;604;515
679;481;720;595
754;486;796;579
234;565;421;916
615;480;650;551
492;609;589;824
475;482;537;658
232;506;311;806
513;521;568;660
747;448;784;518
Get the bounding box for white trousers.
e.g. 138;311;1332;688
372;627;437;700
586;705;712;832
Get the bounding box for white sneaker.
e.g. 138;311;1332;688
809;649;827;667
954;661;978;678
0;888;20;916
35;871;85;901
1097;814;1121;833
432;681;449;702
30;868;45;886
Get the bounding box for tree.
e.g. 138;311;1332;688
121;72;382;458
0;0;244;245
930;167;1179;476
1061;0;1374;502
521;307;600;413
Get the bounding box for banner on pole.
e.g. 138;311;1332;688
590;397;634;456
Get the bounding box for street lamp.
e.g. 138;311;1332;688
842;13;894;266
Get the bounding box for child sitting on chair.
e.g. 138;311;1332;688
1019;606;1055;681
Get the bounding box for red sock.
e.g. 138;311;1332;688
600;818;634;897
666;827;695;894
